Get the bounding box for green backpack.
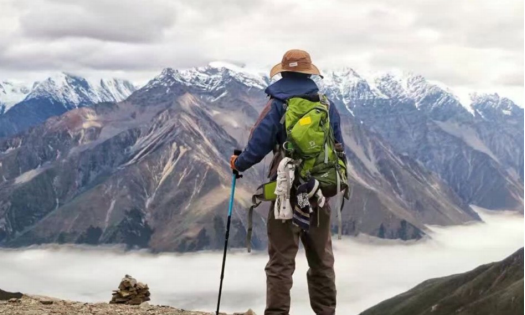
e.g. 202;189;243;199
282;94;348;197
245;94;349;252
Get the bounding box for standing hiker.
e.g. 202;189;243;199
230;49;347;315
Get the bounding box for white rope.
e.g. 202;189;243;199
274;157;295;222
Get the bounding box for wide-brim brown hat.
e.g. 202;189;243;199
270;49;322;78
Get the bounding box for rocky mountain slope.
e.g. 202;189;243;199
0;73;135;138
360;248;524;315
1;66;521;211
340;114;478;239
0;81;31;115
321;70;523;211
0;66;268;251
0;64;483;251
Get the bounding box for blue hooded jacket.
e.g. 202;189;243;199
234;76;344;172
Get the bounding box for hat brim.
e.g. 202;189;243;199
270;63;323;78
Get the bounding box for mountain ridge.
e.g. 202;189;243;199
0;63;521;251
0;66;488;251
0;73;136;139
360;247;524;315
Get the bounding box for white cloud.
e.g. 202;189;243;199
18;0;177;43
0;0;522;104
0;209;522;314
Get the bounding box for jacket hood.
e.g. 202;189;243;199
265;77;319;101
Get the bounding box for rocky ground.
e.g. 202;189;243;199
0;295;255;315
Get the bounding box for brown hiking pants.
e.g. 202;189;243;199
265;203;336;315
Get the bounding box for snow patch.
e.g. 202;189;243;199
0;146;16;155
14;168;46;184
211;91;228;102
346;136;379;175
146;143;188;209
434;121;499;162
158;143;187;189
104;199;116;230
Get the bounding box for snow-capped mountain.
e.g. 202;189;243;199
164;63;523;210
0;64;484;252
319;69;478;121
24;73;135;108
321;68;387;101
372;72;475;122
318;68;523;122
327;69;523;210
470;93;524;181
312;69;523;207
0;68;268;251
141;63;267;97
0;73;135;138
471;93;524;122
131;63;268;144
0;81;31;114
0;63;521;252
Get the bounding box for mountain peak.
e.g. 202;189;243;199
471;93;523;120
471;93;507;108
0;80;32;114
204;62;267;88
159;67;176;78
340;67;362;78
324;68;363;84
143;63;267;93
25;73;135;107
372;72;474;118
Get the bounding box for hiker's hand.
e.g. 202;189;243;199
230;154;239;171
230;150;243;178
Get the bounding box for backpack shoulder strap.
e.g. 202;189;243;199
319;93;330;107
249;98;274;139
278;98;287;124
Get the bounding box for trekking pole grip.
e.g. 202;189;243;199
233;149;243;178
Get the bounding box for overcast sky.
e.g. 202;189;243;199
0;0;523;104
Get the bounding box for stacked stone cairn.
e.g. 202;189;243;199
110;275;150;305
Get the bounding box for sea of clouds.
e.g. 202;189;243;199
1;208;523;315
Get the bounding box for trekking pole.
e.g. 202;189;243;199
216;149;242;315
